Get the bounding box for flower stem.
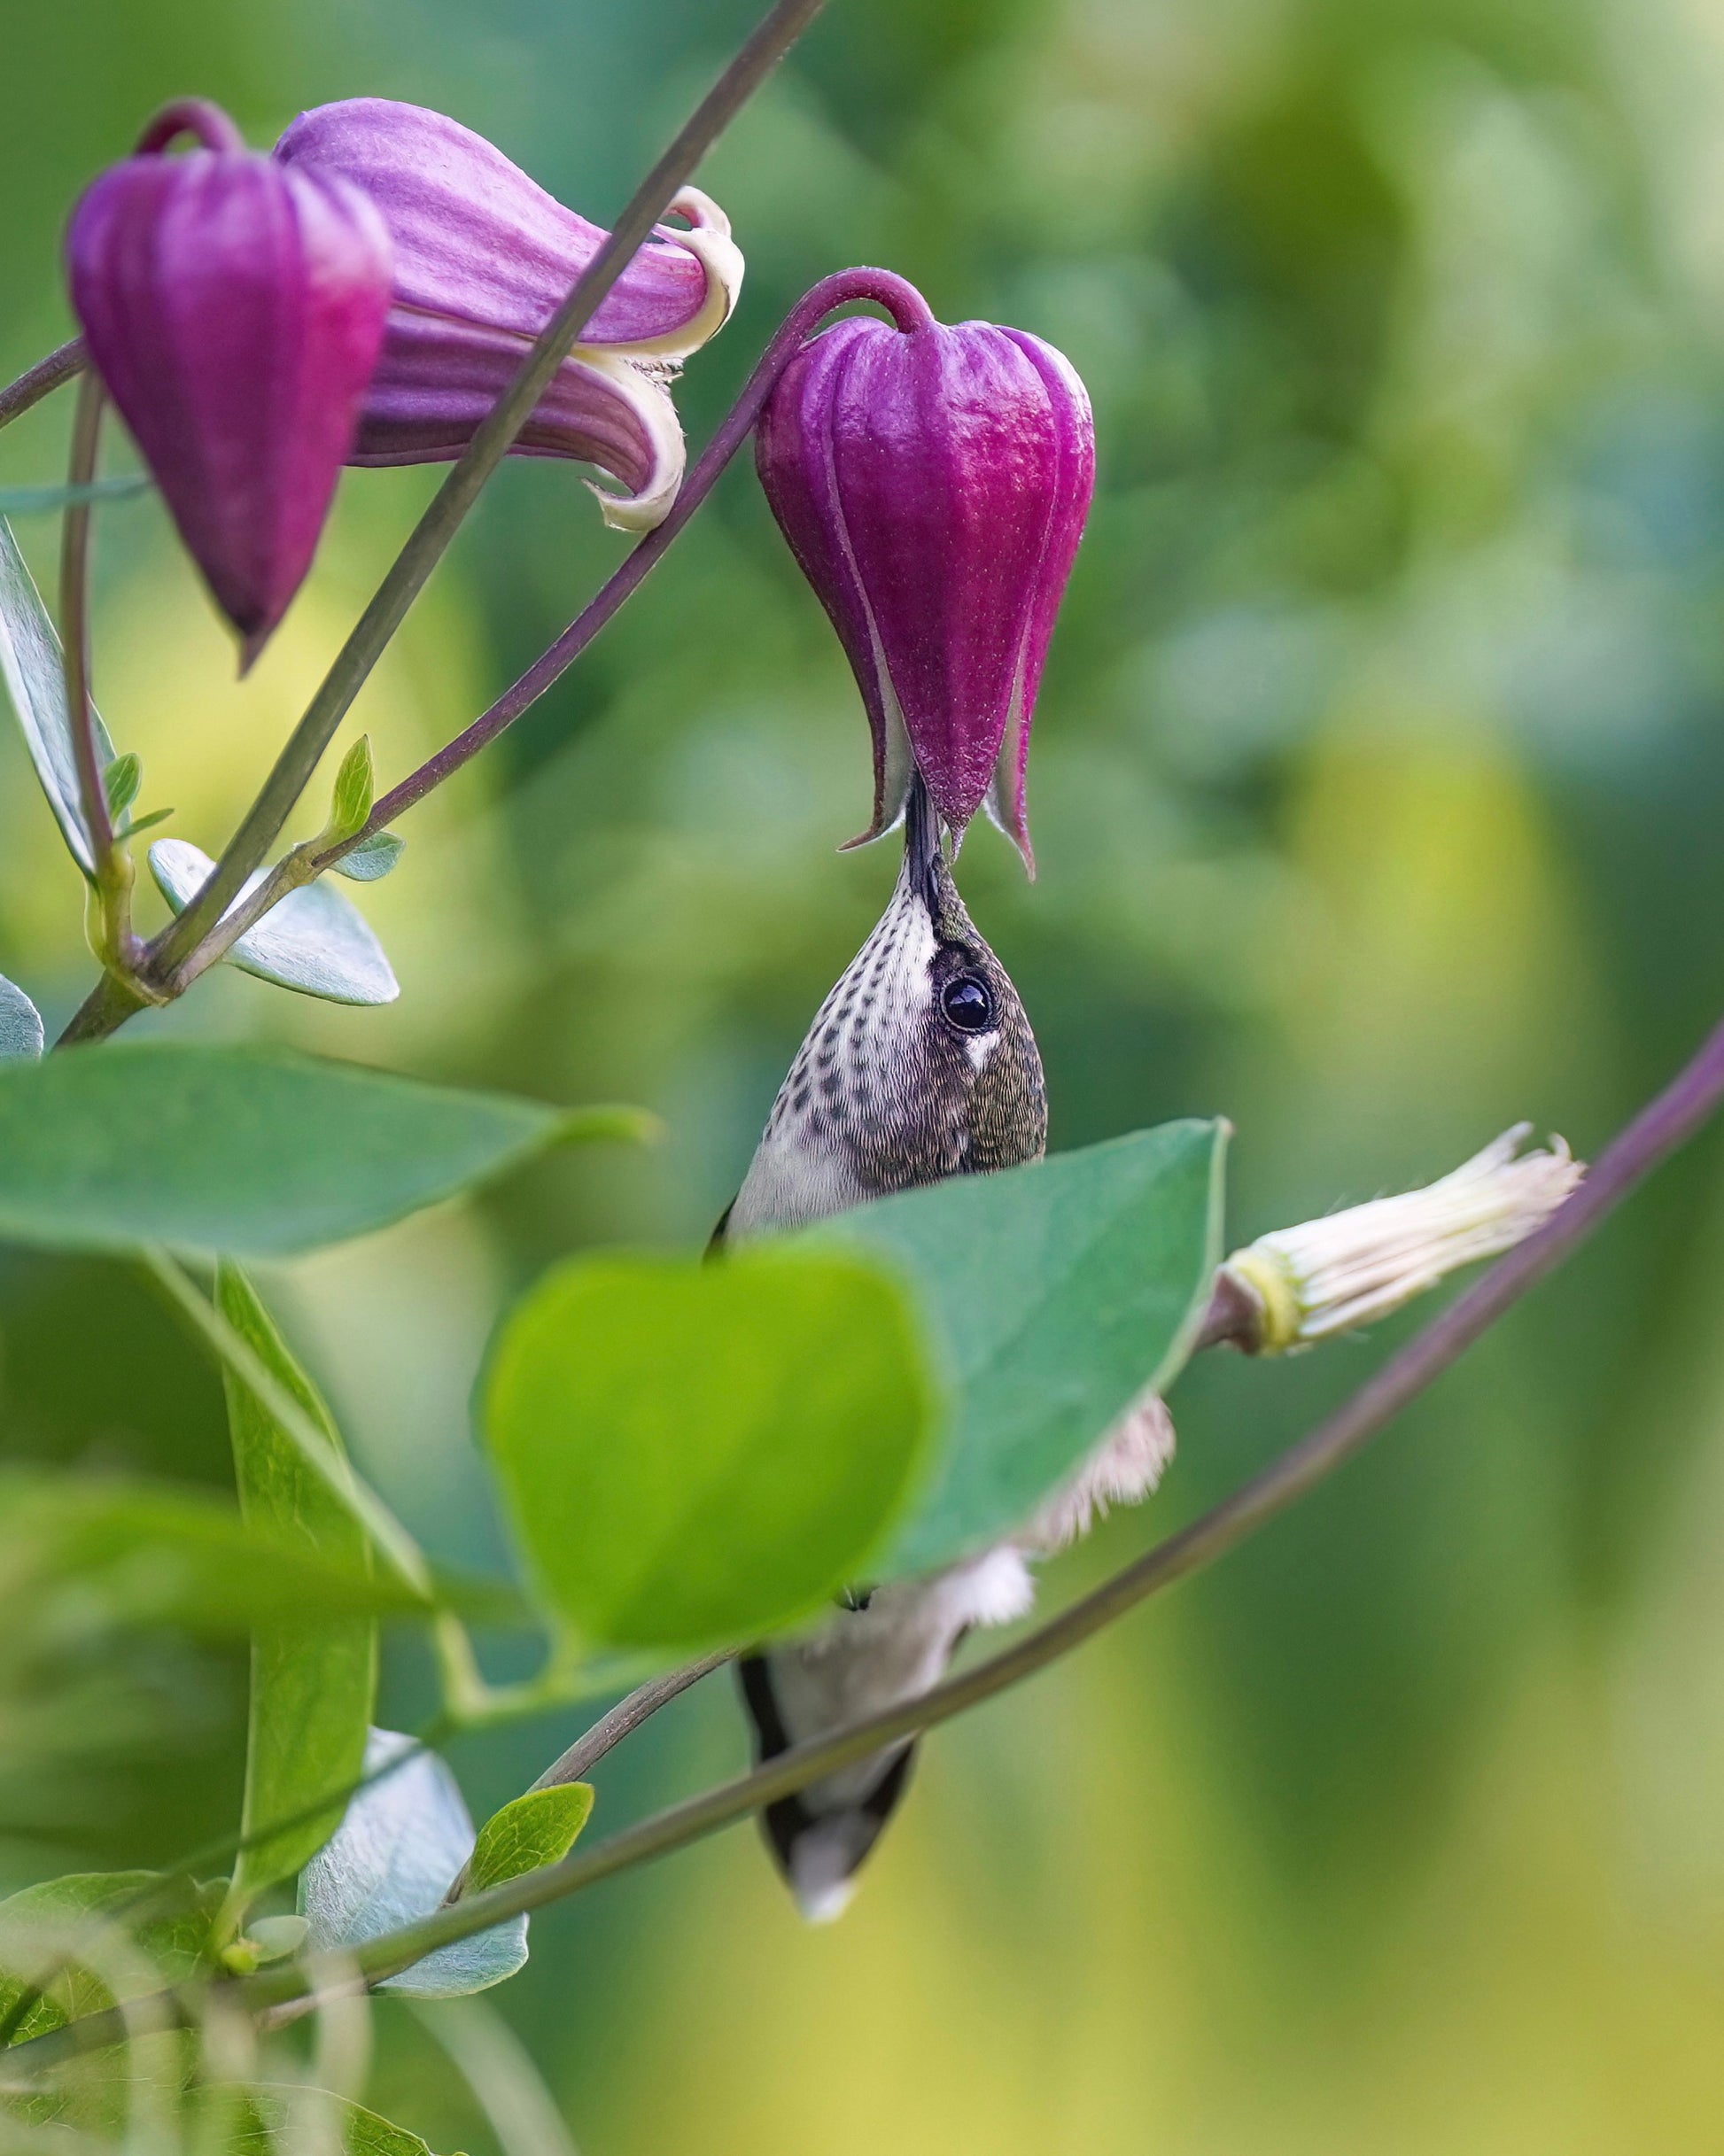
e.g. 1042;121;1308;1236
0;337;86;432
145;0;833;995
173;268;933;991
14;1006;1723;2070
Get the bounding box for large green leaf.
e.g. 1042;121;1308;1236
465;1786;593;1896
0;1869;221;2046
0;515;118;878
481;1248;936;1652
225;2086;458;2156
217;1265;377;1909
813;1121;1229;1578
0;1471;434;1633
0;1043;639;1258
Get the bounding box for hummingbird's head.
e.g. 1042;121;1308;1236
727;783;1047;1237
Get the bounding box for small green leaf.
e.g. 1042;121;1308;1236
0;476;150;516
332;828;406;881
466;1785;593;1896
326;734;375;844
0;974;42;1060
102;750;142;818
0;515;117;877
0;1042;600;1257
218;1263;377;1908
151;838;399;1006
482;1247;936;1652
814;1121;1230;1578
122;803;175;835
0;1870;221;2047
300;1728;527;1997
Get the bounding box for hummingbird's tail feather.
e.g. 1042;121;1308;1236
738;1547;1035;1921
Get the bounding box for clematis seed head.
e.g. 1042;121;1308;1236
67;101;392;671
756;307;1095;871
276;99;744;531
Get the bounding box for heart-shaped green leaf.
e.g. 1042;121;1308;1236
482;1248;936;1651
466;1785;594;1896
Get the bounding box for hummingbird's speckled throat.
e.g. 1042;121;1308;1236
726;781;1047;1238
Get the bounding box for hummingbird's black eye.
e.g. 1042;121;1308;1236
941;973;996;1033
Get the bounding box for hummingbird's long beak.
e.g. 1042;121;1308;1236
904;772;943;916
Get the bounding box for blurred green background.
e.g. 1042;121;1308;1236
7;0;1724;2145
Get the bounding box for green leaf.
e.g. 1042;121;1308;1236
481;1247;936;1652
0;515;117;877
102;749;141;818
300;1728;527;1997
225;2086;458;2156
0;476;150;516
0;1869;221;2046
465;1786;593;1896
815;1120;1229;1578
217;1263;377;1908
151;839;399;1006
0;973;42;1059
0;1470;433;1633
332;829;406;882
122;803;175;836
0;1041;610;1257
326;735;376;842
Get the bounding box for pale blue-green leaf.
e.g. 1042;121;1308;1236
331;830;406;882
217;1263;377;1907
0;516;116;876
150;839;398;1006
812;1120;1230;1579
0;1042;589;1257
0;975;42;1060
0;477;149;516
299;1729;526;1997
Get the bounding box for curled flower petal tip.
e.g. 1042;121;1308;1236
67;112;392;669
276;98;743;529
756;306;1095;870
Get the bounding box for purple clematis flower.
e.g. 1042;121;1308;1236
756;310;1094;871
67;100;392;671
275;99;743;531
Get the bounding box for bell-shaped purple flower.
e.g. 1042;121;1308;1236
275;99;743;531
67;103;392;671
756;312;1094;870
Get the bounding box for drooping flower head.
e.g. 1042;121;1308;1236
67;99;392;671
756;306;1095;871
275;99;743;531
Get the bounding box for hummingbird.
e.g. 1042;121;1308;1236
714;778;1174;1919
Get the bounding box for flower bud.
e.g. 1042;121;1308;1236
276;99;743;531
1220;1125;1584;1353
756;311;1094;869
67;106;392;669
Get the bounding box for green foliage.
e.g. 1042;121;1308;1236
150;839;400;1006
818;1121;1230;1577
0;1043;620;1257
217;1263;377;1911
0;973;42;1059
102;751;142;819
0;1470;432;1632
465;1786;594;1896
227;2086;460;2156
327;735;377;843
0;1869;221;2046
482;1248;936;1651
0;514;117;878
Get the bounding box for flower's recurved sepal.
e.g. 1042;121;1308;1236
276;99;743;530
